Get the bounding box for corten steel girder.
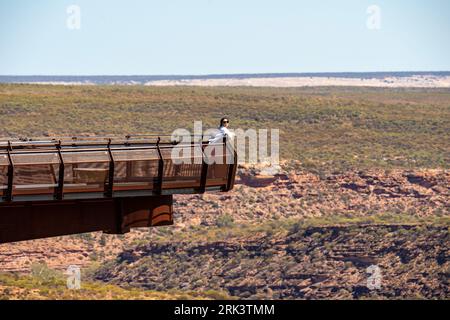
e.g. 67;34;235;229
0;195;173;244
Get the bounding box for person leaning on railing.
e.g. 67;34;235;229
208;117;235;144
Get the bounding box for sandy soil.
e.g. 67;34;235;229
145;75;450;88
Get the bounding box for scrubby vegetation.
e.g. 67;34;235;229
0;263;231;300
93;221;449;299
0;84;448;299
0;84;449;171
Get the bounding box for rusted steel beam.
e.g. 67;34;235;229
0;195;173;244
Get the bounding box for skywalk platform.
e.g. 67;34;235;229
0;135;237;243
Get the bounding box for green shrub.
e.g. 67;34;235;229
215;214;234;228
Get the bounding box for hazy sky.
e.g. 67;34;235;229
0;0;449;75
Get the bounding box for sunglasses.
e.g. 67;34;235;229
223;120;229;123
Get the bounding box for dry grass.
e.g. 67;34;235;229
1;84;449;170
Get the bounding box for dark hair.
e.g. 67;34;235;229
220;117;229;126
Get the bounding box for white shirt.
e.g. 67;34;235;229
208;126;235;144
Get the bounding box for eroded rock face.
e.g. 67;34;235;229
0;239;91;272
94;225;449;299
0;234;138;272
0;167;448;299
174;168;449;227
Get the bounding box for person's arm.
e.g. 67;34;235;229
208;128;224;144
222;127;235;139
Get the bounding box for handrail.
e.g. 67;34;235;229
0;134;207;148
0;142;226;156
0;133;204;140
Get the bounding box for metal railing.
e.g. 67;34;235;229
0;135;237;202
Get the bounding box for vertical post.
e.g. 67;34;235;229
106;139;115;197
225;136;237;191
199;140;208;193
223;136;227;166
125;135;132;180
155;137;164;195
4;141;14;202
56;140;65;200
125;135;131;146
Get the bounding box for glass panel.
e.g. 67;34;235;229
160;145;203;189
11;152;60;196
111;149;160;191
12;165;59;196
0;153;9;166
62;151;110;194
204;143;229;183
0;154;7;190
0;168;7;190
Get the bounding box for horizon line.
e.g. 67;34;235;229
1;71;450;77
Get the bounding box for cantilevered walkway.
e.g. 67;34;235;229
0;135;237;243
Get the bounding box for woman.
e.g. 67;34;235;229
206;118;235;179
208;117;234;144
